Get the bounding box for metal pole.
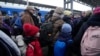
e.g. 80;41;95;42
67;4;69;9
71;0;73;14
64;0;66;9
27;0;29;6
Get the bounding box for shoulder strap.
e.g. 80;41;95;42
29;44;34;50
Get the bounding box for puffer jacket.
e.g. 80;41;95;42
26;39;43;56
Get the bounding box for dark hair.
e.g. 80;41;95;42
34;7;39;11
45;10;54;20
63;15;71;24
49;10;54;14
38;13;41;16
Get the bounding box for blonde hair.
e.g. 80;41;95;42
64;10;72;16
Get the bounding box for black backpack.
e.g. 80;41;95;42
39;19;60;47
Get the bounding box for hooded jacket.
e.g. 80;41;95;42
23;23;43;56
57;23;72;43
26;39;43;56
54;23;73;56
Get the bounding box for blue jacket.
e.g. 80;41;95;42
14;18;22;29
54;23;73;56
57;23;73;44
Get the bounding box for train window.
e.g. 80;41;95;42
0;10;7;16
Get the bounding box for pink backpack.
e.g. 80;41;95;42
81;26;100;56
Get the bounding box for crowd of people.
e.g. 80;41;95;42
0;6;100;56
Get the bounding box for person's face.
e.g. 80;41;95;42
0;11;2;16
0;16;3;24
29;9;35;14
0;12;3;24
51;16;58;21
0;18;2;23
82;12;86;17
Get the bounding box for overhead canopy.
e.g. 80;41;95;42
79;0;100;7
0;0;56;9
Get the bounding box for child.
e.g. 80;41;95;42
23;23;43;56
54;23;73;56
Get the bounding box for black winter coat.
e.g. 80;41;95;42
73;14;100;56
72;14;91;37
0;39;12;56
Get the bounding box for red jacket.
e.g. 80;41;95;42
26;39;43;56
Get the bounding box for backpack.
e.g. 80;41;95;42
39;19;61;47
81;26;100;56
54;40;67;56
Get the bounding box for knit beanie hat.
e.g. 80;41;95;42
23;23;39;36
63;15;71;23
61;23;72;33
93;7;100;15
54;7;64;14
26;6;35;11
